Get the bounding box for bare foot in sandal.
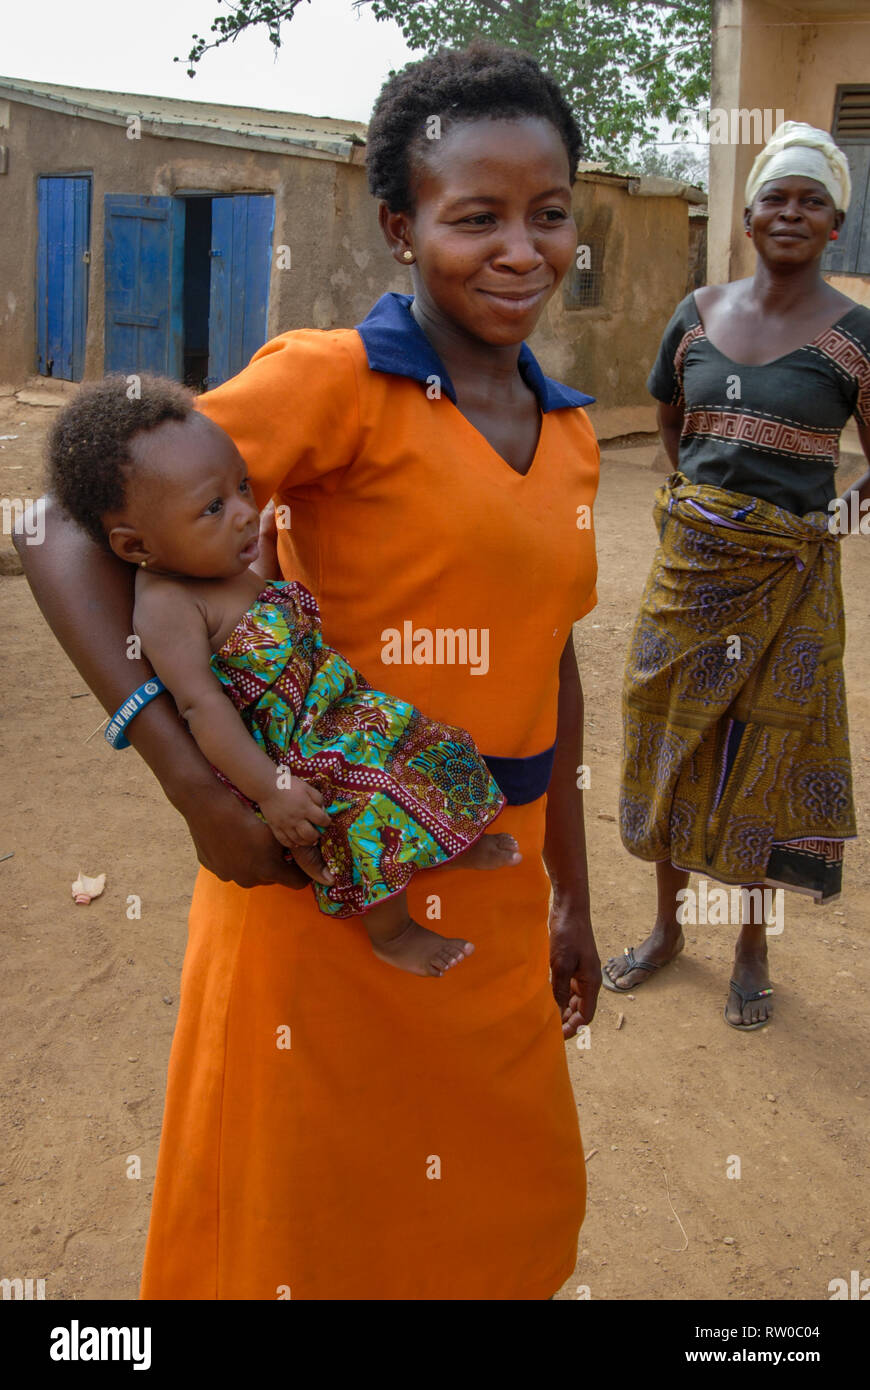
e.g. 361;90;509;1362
602;920;685;992
724;925;772;1029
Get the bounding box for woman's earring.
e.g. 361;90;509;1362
830;230;839;241
745;228;752;238
140;559;147;567
402;249;414;262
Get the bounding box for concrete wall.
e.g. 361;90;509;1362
532;175;690;412
709;0;870;292
0;97;406;383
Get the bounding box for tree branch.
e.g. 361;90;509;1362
176;0;311;74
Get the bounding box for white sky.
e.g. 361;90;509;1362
1;0;416;122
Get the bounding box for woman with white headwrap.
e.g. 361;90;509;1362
604;122;870;1030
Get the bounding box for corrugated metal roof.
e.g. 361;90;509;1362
0;76;708;193
574;162;707;202
0;75;368;163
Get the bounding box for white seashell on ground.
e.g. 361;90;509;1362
71;871;106;905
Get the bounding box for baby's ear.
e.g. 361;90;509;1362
107;523;147;567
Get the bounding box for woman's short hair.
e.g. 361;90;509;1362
366;40;583;212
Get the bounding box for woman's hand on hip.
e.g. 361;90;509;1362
549;897;601;1038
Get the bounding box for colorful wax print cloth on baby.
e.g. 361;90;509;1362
209;579;506;917
620;473;856;902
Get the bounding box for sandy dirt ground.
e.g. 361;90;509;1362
1;387;868;1302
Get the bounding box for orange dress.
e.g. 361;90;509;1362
140;295;600;1300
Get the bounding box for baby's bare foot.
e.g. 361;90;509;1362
457;832;521;871
370;918;474;978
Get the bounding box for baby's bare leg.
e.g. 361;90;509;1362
364;891;474;978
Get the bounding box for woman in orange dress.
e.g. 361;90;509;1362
20;42;601;1299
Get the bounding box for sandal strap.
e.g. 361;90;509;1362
623;946;661;974
728;978;773;1004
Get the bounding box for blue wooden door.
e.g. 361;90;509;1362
36;176;91;380
207;195;275;385
104;195;184;377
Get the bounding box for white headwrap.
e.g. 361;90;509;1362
744;121;851;211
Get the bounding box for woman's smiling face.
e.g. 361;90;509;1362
745;175;844;263
386;116;577;345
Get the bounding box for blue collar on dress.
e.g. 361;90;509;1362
355;292;595;410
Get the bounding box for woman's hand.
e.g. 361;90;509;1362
549;895;601;1039
178;777;333;888
543;638;600;1038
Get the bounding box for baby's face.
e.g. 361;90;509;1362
110;414;261;579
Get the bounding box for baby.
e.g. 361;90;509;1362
48;375;521;977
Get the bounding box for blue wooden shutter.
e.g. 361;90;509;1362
104;195;183;376
36;176;91;380
207;194;275;385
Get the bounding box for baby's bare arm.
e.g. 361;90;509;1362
134;581;284;808
12;498;326;888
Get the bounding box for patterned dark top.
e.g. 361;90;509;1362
647;291;870;515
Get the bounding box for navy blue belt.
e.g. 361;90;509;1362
483;743;556;805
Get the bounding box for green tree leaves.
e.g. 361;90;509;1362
178;0;711;164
